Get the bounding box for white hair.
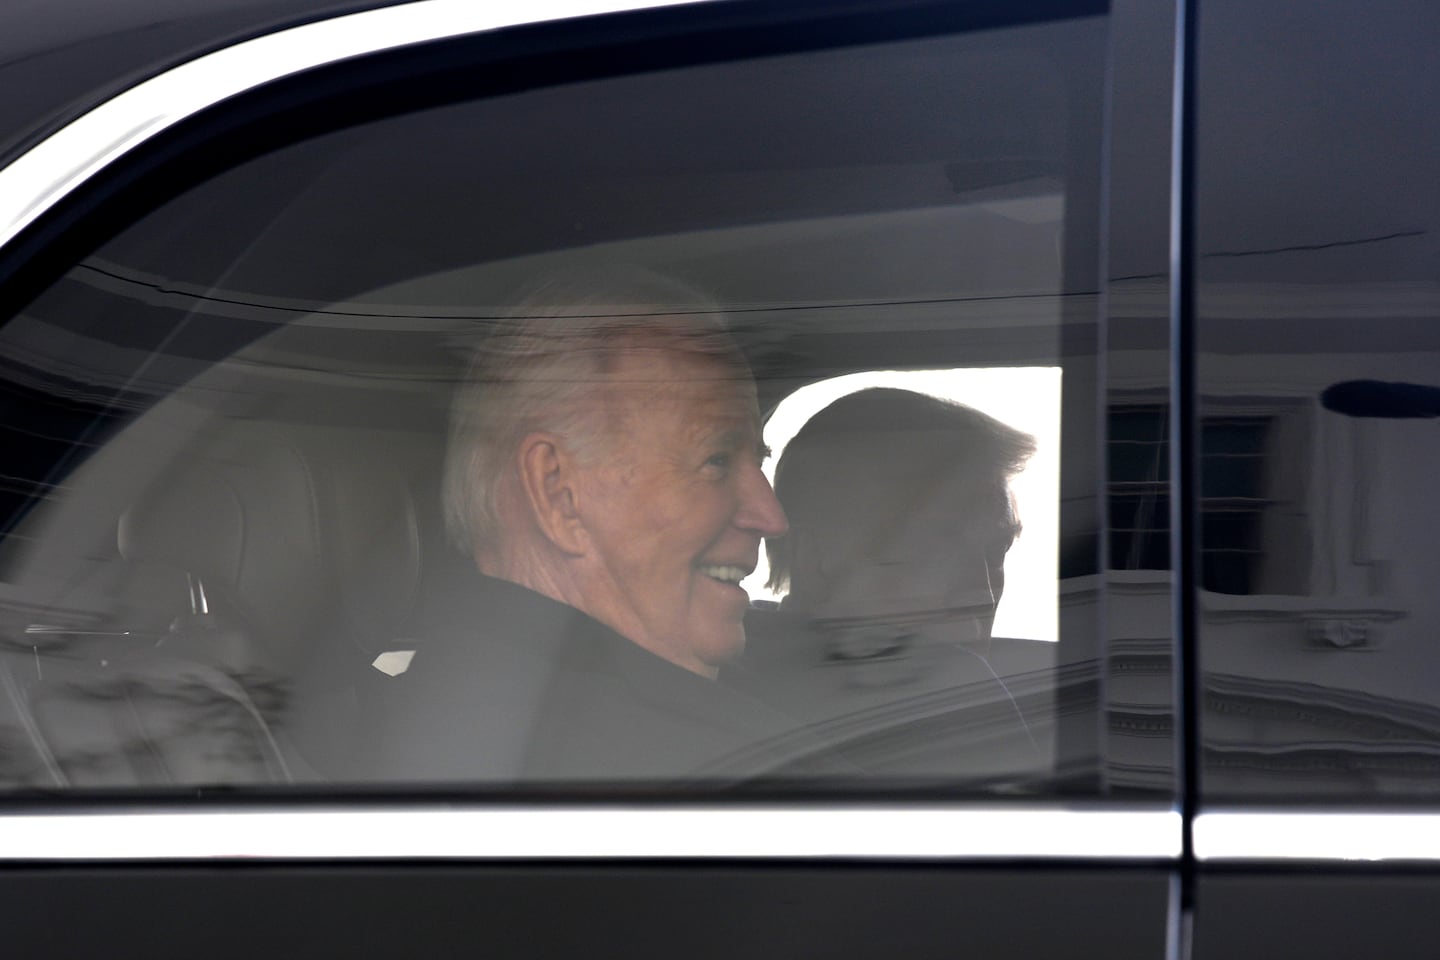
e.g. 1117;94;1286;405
442;270;743;554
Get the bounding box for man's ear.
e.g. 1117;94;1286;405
515;432;589;556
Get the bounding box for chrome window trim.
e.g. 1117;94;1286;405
0;0;707;254
1196;811;1440;863
0;806;1180;861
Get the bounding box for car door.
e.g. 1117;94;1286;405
0;1;1183;956
1189;0;1440;955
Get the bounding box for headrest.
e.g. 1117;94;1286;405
118;418;433;668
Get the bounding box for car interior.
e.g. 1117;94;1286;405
0;13;1105;793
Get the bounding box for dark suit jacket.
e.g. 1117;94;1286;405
366;572;813;785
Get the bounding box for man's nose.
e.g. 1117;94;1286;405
735;463;788;537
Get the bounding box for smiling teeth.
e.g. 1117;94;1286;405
700;565;748;585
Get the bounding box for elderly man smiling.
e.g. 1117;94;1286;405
372;273;794;783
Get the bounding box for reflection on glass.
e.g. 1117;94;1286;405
0;12;1105;794
1196;0;1440;804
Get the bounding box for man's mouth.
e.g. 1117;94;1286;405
697;564;750;587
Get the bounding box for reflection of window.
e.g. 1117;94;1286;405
1199;415;1273;595
1108;405;1306;595
1108;406;1170;573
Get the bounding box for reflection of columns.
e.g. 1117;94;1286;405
1316;414;1382;597
1349;419;1393;597
1313;415;1344;595
1349;418;1374;586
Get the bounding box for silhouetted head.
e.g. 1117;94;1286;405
768;388;1034;651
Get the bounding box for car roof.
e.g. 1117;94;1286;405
0;0;417;170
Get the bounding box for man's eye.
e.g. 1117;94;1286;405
704;453;732;473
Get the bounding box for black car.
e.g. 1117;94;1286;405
0;0;1437;956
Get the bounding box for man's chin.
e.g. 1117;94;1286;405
692;625;748;677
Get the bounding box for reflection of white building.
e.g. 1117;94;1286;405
1104;280;1440;796
3;208;1437;796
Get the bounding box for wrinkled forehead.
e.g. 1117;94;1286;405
602;334;759;405
581;342;759;459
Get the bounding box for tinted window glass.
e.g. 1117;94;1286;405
1196;0;1440;802
0;12;1121;795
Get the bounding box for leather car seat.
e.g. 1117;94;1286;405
0;414;439;788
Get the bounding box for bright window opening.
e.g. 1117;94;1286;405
745;367;1061;643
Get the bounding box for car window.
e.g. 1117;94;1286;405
1194;0;1440;811
0;5;1147;799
